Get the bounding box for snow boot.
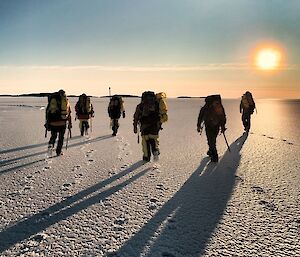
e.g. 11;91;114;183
211;154;219;162
143;156;150;162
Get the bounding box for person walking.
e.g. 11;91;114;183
133;91;167;162
45;89;72;156
108;95;125;136
240;91;256;132
75;94;94;136
197;95;226;162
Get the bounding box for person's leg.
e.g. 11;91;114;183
206;126;219;162
142;135;151;161
56;126;66;155
148;134;159;154
48;127;57;147
247;113;251;131
242;112;248;130
112;119;118;136
79;120;84;136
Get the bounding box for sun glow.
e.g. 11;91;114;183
255;48;281;70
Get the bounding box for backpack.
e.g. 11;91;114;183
139;91;160;124
156;92;168;123
46;91;70;122
76;94;92;115
204;95;226;126
241;92;255;113
108;95;123;118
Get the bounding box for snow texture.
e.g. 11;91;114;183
0;97;299;257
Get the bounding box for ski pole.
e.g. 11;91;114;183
45;128;47;138
222;132;231;152
109;86;111;99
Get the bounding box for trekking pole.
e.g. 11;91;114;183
90;117;93;133
109;87;111;99
137;123;140;144
222;132;231;152
66;129;70;150
45;128;47;138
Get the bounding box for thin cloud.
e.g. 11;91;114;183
0;63;298;71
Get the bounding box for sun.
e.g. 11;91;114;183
255;48;281;70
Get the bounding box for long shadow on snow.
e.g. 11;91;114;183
0;134;112;174
115;133;248;257
0;160;147;252
0;135;82;155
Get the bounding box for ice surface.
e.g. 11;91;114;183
0;97;299;256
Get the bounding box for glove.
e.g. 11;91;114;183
221;126;226;133
122;111;125;118
197;126;202;133
133;126;137;134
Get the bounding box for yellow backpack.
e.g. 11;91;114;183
156;92;168;123
47;91;70;121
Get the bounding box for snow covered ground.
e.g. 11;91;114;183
0;97;299;257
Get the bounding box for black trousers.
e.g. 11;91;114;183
49;125;66;154
205;125;219;157
111;119;119;134
242;111;251;130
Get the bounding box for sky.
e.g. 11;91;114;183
0;0;299;98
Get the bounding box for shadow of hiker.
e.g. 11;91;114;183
0;135;82;155
0;161;148;253
0;134;113;174
114;133;248;257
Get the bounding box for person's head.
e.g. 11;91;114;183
245;91;251;96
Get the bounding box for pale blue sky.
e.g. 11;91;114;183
0;0;299;97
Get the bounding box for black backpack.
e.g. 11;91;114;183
204;95;226;126
108;95;122;118
139;91;160;124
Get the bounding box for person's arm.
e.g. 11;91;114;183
197;106;206;129
133;105;140;133
121;101;125;118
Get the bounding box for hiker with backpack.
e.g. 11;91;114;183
75;94;94;136
133;91;168;162
108;95;125;136
45;89;72;156
197;95;227;162
240;91;256;132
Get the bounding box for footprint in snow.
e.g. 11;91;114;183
88;159;94;162
259;200;277;211
235;175;244;183
267;136;274;139
62;183;73;191
251;185;264;193
114;216;128;225
287;142;294;145
43;166;51;170
156;184;167;191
